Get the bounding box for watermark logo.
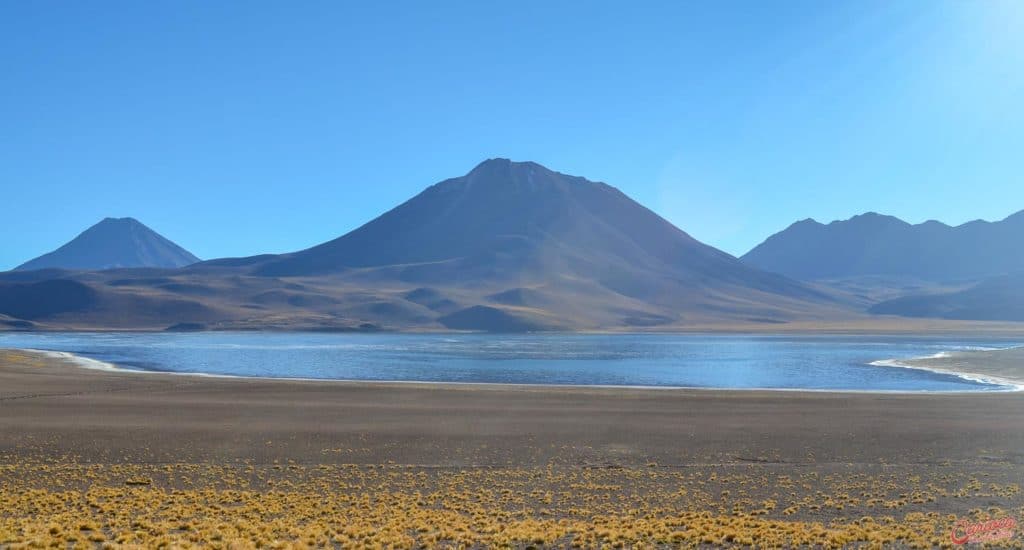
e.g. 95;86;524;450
951;516;1017;545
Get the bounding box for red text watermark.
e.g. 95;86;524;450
951;516;1017;545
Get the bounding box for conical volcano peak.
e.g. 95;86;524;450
15;218;199;271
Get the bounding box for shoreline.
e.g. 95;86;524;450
869;357;1024;392
12;346;1024;394
869;345;1024;392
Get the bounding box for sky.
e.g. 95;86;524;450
2;1;1023;270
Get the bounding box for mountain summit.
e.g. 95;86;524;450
16;217;199;271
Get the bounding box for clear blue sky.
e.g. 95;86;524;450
3;1;1023;270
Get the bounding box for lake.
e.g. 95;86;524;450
0;332;1018;391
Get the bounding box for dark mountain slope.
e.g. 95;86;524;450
871;273;1024;321
742;211;1024;281
0;276;222;328
16;218;199;271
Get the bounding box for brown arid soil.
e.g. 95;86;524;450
1;349;1022;548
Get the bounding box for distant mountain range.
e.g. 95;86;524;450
0;160;850;331
16;217;199;271
741;211;1024;322
742;211;1024;281
4;162;1022;329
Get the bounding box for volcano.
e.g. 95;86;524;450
16;217;199;272
241;159;842;328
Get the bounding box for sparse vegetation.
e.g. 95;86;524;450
1;460;1021;548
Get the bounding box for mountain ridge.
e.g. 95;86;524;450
742;209;1024;281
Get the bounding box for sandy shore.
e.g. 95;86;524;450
2;348;1023;547
2;348;1023;466
880;345;1024;389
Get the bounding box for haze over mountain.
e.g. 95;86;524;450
742;211;1024;282
16;218;199;272
0;160;850;331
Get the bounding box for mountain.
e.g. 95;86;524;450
0;160;850;331
245;159;843;323
741;211;1024;282
15;218;199;271
252;159;823;288
870;273;1024;321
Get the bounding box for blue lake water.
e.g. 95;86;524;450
0;332;1019;391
